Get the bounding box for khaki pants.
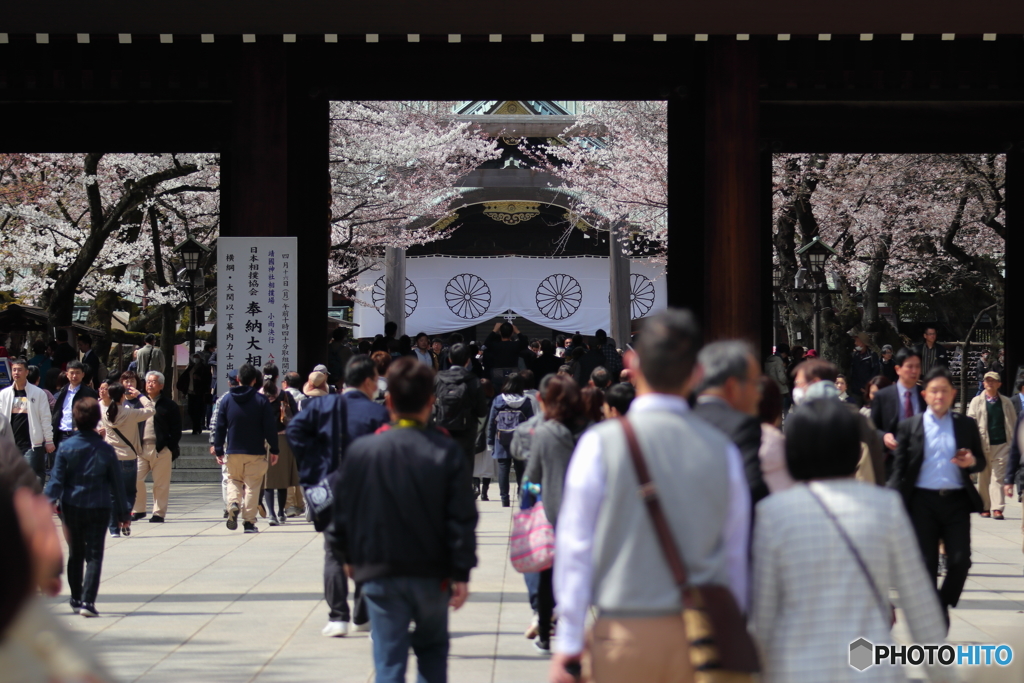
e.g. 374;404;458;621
586;615;695;683
286;486;305;512
978;442;1010;512
226;454;269;524
134;444;172;517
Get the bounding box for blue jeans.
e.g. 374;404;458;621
362;576;451;683
109;459;138;533
524;571;540;612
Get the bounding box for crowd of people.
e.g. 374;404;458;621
2;314;1024;683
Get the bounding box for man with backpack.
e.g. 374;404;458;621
433;343;489;476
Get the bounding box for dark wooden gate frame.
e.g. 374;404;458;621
1;33;1022;377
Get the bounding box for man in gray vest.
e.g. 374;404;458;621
549;309;750;683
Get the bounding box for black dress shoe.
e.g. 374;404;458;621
149;515;164;523
132;512;146;521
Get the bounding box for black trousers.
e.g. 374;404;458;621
109;459;137;533
323;529;368;625
23;446;47;486
537;565;556;642
187;394;206;432
62;505;110;605
909;488;973;610
497;457;525;503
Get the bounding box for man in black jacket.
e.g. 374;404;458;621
871;347;927;480
335;357;477;683
131;371;181;523
887;366;986;627
433;343;488;475
692;340;768;506
481;321;527;385
51;361;99;449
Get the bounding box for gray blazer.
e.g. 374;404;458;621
753;480;948;683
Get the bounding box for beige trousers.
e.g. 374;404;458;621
978;442;1010;512
586;615;695;683
286;486;305;512
226;453;268;524
134;444;172;517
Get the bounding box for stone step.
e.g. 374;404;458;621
170;469;222;483
172;456;220;470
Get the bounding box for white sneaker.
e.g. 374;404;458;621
322;621;350;637
354;622;372;632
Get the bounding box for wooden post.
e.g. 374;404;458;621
609;225;632;347
221;43;329;375
704;38;761;345
666;53;706;321
1005;150;1022;391
384;247;407;337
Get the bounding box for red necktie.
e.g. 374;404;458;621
903;388;913;420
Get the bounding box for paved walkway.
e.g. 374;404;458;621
45;484;1024;682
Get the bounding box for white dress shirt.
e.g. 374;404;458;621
553;392;751;655
916;408;963;490
59;384;81;432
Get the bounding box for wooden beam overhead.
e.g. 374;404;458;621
5;1;1024;35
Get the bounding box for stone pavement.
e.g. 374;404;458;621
44;483;1024;683
45;483;548;683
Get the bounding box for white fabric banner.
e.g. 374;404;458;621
352;255;666;337
216;237;298;390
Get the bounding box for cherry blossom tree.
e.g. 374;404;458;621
532;100;667;254
328;101;501;291
773;152;1005;368
0;152;219;362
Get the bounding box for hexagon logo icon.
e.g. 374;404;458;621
849;638;874;671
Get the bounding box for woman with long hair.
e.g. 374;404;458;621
522;375;588;653
261;379;299;526
98;382;154;538
44;398;130;617
486;373;535;507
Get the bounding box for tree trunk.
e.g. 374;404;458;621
159;303;176;399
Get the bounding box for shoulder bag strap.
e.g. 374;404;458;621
618;416;689;591
804;484;890;623
110;426;138;456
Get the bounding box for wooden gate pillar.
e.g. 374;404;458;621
221;43;330;376
703;38;762;346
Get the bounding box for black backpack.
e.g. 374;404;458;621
433;372;472;431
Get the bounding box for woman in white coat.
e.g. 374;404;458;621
752;398;952;683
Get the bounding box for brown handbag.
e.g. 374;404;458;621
618;417;760;679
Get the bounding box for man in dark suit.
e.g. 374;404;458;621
77;333;101;389
887;366;986;627
50;361;99;449
692;340;768;506
871;347;927;480
287;353;391;638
